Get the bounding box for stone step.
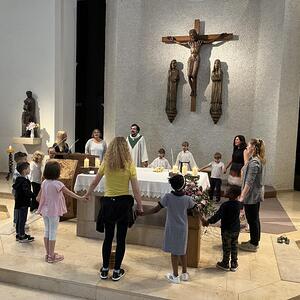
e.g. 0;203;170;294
0;254;163;300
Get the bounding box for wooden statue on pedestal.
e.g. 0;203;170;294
166;59;180;123
210;59;223;124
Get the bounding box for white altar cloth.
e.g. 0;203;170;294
74;168;210;198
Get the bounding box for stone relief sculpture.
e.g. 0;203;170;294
21;91;37;137
210;59;223;124
165;59;180;123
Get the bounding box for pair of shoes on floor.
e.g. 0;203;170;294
19;234;34;243
216;261;239;271
239;241;258;252
277;235;290;244
47;253;64;263
166;273;180;284
99;268;125;281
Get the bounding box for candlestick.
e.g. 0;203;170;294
192;167;198;176
84;158;89;168
95;158;100;168
182;165;188;175
5;145;15;180
171;148;174;166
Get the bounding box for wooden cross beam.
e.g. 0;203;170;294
162;19;233;112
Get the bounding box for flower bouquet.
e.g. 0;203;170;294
26;122;39;138
184;176;215;218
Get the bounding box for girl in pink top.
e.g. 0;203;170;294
37;160;84;263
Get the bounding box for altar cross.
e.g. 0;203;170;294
162;19;233;112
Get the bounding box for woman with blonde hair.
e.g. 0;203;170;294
30;150;45;212
239;138;266;252
52;130;69;158
85;137;143;281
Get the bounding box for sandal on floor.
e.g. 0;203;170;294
45;252;58;262
47;253;64;263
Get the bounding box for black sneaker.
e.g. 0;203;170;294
112;269;125;281
230;261;238;272
19;234;35;243
16;234;20;241
216;261;230;271
100;267;109;279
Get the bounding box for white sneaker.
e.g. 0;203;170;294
166;273;180;284
181;272;189;281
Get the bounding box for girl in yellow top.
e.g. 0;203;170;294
85;137;143;281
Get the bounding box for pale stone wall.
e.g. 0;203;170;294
105;0;300;189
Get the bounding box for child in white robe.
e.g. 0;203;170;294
175;141;197;172
149;148;171;169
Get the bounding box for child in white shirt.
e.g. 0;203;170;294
199;152;225;202
175;141;197;172
30;151;45;212
149;148;171;169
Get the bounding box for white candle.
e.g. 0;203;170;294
95;158;100;168
84;158;89;168
8;145;12;151
172;165;178;173
182;165;188;175
192;167;198;176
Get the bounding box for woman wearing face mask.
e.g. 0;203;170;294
239;138;266;252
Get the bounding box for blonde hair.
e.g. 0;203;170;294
56;130;67;143
32;151;44;163
104;137;132;171
250;138;266;165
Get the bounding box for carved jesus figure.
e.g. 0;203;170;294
168;30;227;97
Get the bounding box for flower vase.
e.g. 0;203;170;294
30;129;34;138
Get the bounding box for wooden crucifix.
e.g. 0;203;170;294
162;19;233;112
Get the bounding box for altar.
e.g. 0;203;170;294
74;168;210;267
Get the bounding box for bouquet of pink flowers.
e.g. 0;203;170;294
184;178;215;217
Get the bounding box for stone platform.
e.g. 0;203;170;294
1;208;300;300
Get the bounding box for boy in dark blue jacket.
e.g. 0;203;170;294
201;185;241;271
12;162;35;243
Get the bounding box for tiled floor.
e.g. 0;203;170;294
0;186;300;299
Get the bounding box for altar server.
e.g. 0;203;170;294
175;141;197;172
126;123;148;167
149;148;171;169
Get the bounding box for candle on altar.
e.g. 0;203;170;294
84;158;89;168
95;158;100;168
172;165;178;173
192;167;198;176
182;165;188;175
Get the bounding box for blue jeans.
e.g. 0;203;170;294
16;207;28;236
